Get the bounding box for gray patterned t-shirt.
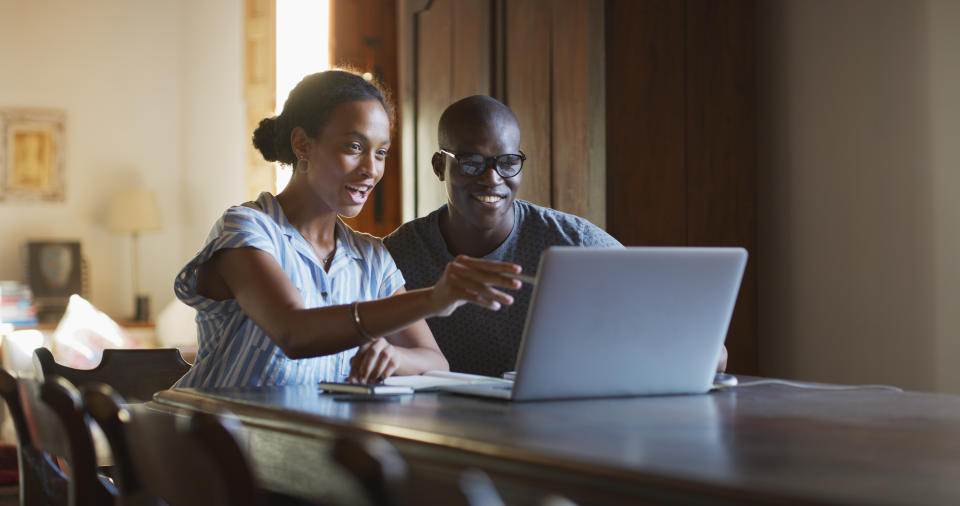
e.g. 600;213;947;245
383;199;622;376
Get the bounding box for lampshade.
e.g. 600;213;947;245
107;188;162;234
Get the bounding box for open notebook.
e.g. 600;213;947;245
384;370;511;391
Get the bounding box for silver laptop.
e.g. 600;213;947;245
442;246;747;401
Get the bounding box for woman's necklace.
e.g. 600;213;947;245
320;247;335;266
298;225;335;267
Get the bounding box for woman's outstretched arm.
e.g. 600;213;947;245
197;247;522;361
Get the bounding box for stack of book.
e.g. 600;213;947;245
0;281;37;326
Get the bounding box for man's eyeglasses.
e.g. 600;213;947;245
439;149;526;178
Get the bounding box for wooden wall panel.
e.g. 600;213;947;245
505;0;552;208
331;0;402;238
552;0;605;224
403;0;602;218
414;0;454;216
451;1;492;99
410;0;492;217
685;0;756;373
606;0;686;246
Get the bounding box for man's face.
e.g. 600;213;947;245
435;116;522;233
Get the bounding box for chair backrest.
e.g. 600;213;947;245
83;383;258;506
332;434;408;506
15;374;114;506
34;347;190;402
330;434;512;506
0;370;31;448
0;368;68;506
331;433;578;506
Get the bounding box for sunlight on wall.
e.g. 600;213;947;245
275;0;330;192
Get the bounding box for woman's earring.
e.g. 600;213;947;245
297;156;309;172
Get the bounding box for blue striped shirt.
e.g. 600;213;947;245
174;192;404;388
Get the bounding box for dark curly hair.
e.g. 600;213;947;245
252;69;394;166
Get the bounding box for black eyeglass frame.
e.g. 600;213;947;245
439;149;526;178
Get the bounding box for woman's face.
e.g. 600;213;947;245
299;99;391;218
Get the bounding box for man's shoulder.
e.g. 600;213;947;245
514;200;621;247
383;212;438;252
516;199;580;221
383;209;448;289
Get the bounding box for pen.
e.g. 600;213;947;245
503;272;536;285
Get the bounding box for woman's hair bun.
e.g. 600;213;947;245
252;117;280;162
252;69;393;167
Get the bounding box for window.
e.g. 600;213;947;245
274;0;330;192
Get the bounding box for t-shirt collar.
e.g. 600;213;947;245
433;200;520;260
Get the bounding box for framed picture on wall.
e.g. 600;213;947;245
25;240;84;322
0;108;66;201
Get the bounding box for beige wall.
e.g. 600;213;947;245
930;0;960;393
177;0;246;262
0;0;244;320
758;0;960;392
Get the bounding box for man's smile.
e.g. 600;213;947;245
472;193;505;204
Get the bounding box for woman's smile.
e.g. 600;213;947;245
345;182;373;204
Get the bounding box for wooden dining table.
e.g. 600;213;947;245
151;378;960;505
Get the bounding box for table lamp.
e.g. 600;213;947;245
108;188;162;321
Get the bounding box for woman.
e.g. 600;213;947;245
174;70;522;388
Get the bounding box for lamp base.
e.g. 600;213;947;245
134;295;150;322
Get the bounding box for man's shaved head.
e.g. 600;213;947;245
432;95;523;249
438;95;519;149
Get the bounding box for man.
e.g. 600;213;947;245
384;95;621;376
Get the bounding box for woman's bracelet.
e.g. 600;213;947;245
351;301;372;340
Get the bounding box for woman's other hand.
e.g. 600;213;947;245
347;337;400;383
429;255;523;317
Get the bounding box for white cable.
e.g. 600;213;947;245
729;378;903;393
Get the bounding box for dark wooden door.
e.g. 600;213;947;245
332;0;403;238
606;0;757;374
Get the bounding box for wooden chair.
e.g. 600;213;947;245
332;434;529;506
83;383;259;506
457;468;578;506
456;468;505;506
332;433;578;506
331;434;408;506
0;369;68;506
33;347;190;402
12;373;114;506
